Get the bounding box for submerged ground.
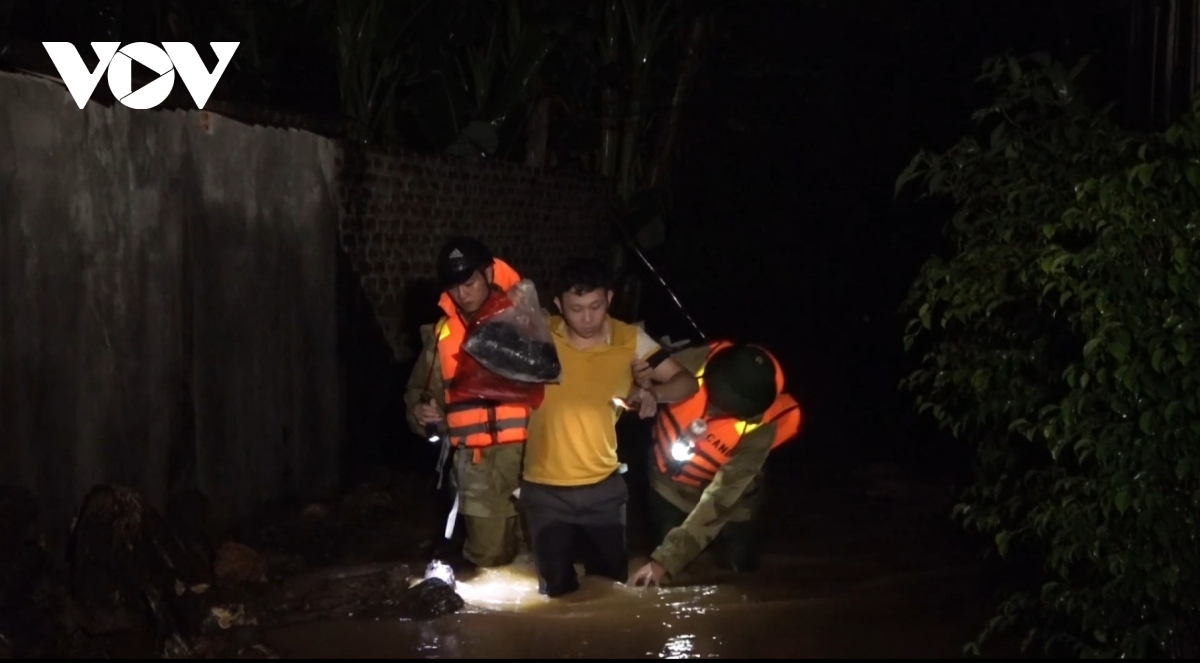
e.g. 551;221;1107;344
263;459;1008;659
0;432;1011;659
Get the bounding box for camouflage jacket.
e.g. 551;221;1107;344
647;345;777;578
403;321;523;519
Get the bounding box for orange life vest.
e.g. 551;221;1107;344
433;258;531;458
652;340;802;488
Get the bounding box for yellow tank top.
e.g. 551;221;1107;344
523;316;647;486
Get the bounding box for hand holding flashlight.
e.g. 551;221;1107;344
414;394;443;443
629;386;659;419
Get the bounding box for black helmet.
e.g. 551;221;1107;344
704;344;778;420
436;236;494;289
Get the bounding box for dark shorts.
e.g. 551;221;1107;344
518;472;629;597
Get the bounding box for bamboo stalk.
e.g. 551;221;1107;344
599;0;622;179
648;11;711;190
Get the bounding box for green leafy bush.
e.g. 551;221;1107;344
896;53;1200;658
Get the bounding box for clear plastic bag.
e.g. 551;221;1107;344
461;279;562;383
447;280;561;406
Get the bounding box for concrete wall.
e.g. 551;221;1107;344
0;72;342;543
0;67;614;544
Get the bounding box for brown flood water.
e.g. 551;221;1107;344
263;469;1008;659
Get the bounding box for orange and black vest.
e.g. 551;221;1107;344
652;340;802;488
434;259;531;459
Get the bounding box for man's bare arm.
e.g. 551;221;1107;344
647;356;699;404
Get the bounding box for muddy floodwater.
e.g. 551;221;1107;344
263;465;1010;659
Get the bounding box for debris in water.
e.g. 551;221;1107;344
216;542;268;585
424;560;456;589
68;485;212;644
208;604;258;631
353;577;464;622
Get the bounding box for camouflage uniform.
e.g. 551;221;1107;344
404;321;527;568
646;345;778;579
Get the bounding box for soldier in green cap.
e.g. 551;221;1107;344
628;341;803;586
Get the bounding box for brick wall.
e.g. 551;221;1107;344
337;145;614;361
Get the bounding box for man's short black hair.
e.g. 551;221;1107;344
555;257;613;299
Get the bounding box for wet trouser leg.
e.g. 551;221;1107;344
452;443;526;568
647;487;760;573
462;514;520;568
647;488;688;548
577;521;628;583
715;519;760;573
514;512;530;556
520;473;629;597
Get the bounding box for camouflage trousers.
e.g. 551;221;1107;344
646;488;761;573
461;513;528;568
449;443;529;568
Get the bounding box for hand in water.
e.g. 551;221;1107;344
630;560;667;588
413;398;442;426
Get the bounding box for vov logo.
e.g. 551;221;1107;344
41;42;240;110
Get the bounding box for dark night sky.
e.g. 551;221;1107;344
646;0;1133;477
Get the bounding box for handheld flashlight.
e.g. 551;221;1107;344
420;391;442;443
671;439;695;462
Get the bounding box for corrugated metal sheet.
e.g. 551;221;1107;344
0;71;343;549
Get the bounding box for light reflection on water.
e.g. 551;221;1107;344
453;554;726;619
263;551;990;659
262;479;1006;660
660;633;696;659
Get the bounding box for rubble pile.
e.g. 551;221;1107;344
0;472;463;659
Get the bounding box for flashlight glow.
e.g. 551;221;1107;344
452;556;603;611
670;419;707;464
611;397;631;410
671;440;694;462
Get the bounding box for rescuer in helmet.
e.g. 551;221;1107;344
404;236;531;570
630;341;803;586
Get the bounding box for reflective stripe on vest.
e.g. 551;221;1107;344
652;340;802;487
444;399;529;448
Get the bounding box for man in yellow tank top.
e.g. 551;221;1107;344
520;258;699;597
